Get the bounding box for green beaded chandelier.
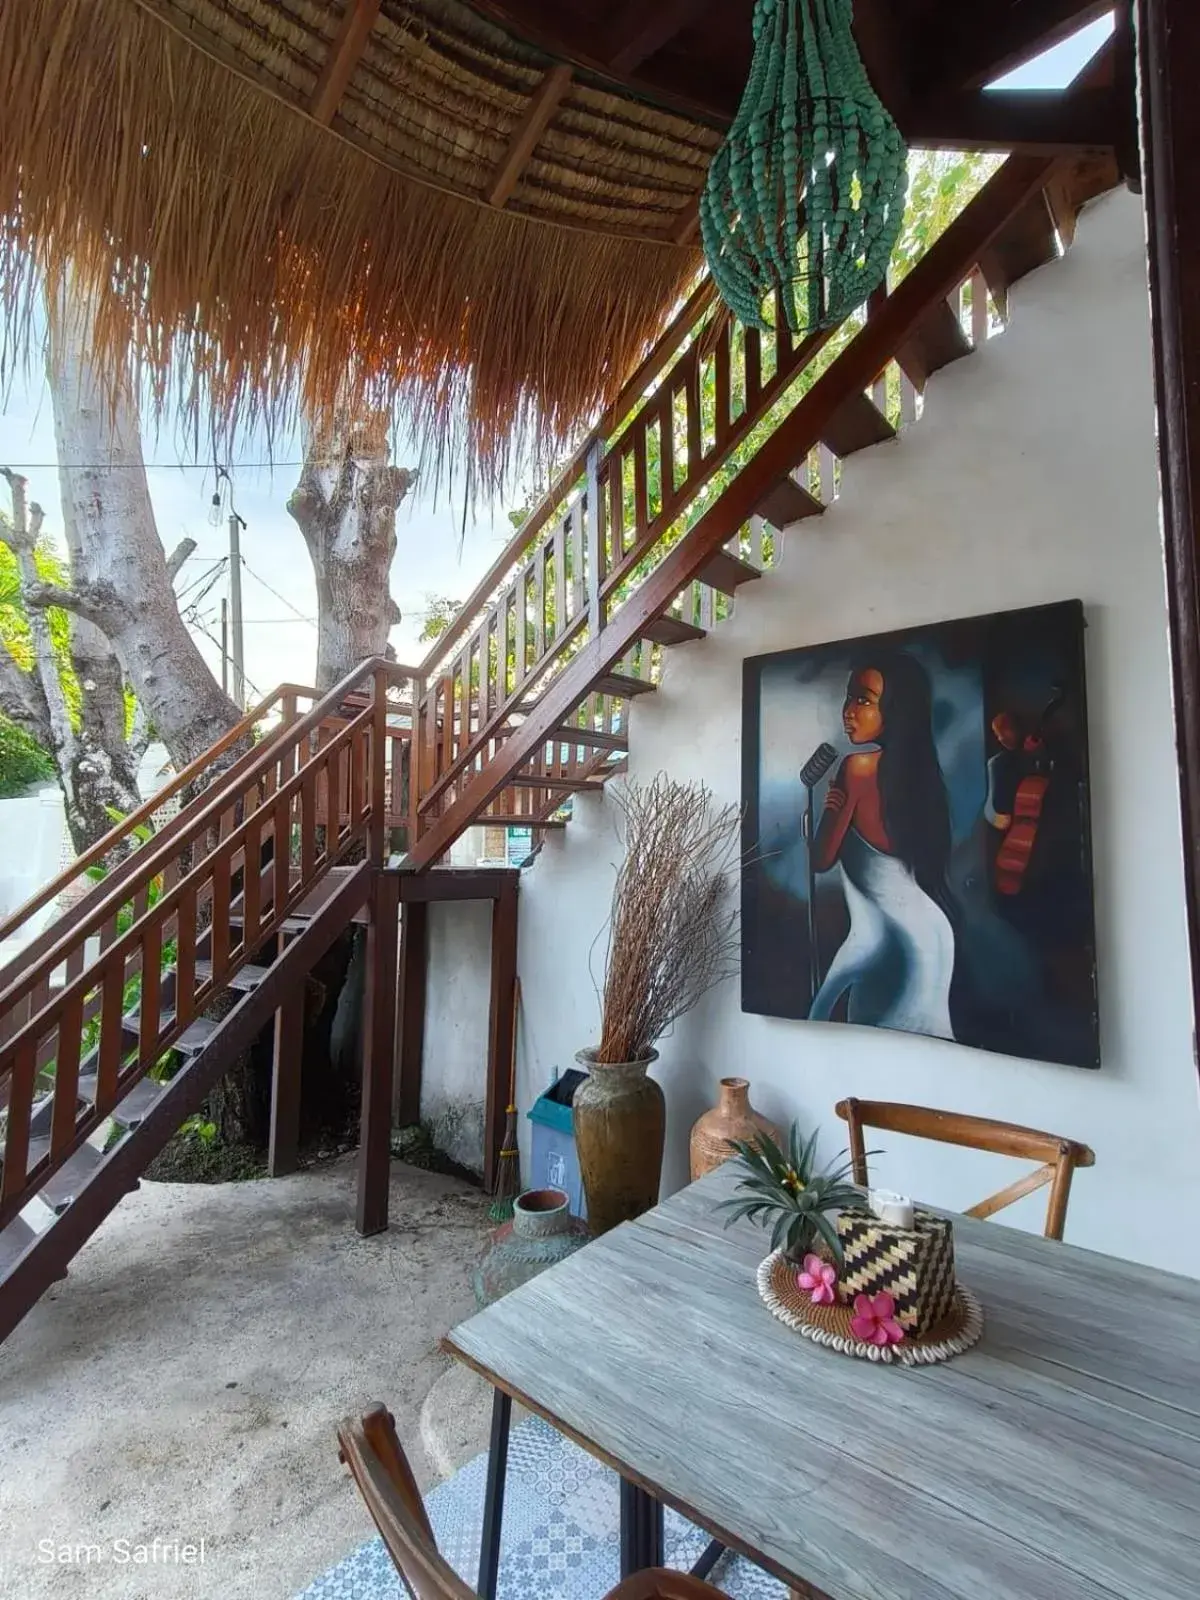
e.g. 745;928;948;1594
701;0;908;336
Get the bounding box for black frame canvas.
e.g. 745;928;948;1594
741;599;1100;1068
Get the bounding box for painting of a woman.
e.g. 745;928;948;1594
808;651;956;1038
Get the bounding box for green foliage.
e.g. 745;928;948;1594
718;1123;863;1262
0;715;54;796
180;1114;218;1148
418;594;463;644
0;520;82;724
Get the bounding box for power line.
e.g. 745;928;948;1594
189;614;264;703
240;558;318;628
0;459;313;471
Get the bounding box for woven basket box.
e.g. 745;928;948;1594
835;1207;956;1336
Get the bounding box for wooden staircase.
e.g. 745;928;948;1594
0;148;1118;1345
403;152;1119;870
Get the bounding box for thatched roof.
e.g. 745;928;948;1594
1;0;716;487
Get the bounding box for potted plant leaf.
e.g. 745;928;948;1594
718;1122;862;1262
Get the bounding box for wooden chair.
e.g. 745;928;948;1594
834;1098;1095;1240
337;1403;727;1600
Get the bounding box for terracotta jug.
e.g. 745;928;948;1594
689;1077;779;1180
573;1049;665;1236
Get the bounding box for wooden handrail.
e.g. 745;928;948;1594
417;276;717;679
0;658;416;1020
0;681;315;951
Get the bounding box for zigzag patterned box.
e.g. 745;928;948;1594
835;1207;957;1336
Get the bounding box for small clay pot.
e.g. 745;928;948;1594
511;1187;571;1240
689;1077;779;1180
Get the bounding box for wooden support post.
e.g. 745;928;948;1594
357;869;400;1236
369;665;388;867
1138;0;1200;1084
585;440;605;638
484;877;519;1195
268;950;303;1178
394;899;428;1127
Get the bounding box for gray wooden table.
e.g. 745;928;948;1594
445;1163;1200;1600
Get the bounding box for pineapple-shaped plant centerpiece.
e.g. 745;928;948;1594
718;1123;861;1265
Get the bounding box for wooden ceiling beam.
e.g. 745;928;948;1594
485;62;573;209
907;86;1120;153
917;0;1112;99
310;0;382;126
605;0;713;75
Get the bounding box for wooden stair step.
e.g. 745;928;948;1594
640;615;706;648
27;1137;104;1212
979;190;1059;306
74;1070;166;1129
593;672;656;699
195;961;271;992
822;391;897;457
754;476;823;528
553;726;628;753
697;549;762;595
509;774;605;792
897;299;973;390
0;1215;37;1275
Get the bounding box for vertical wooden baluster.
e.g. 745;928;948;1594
714;324;732;446
175;883;197;1030
569;502;585;623
99;911;118;953
744;326;762;412
301;762;318;882
552;516;567;645
436;676;452;784
514;567;529;690
585;440;605;636
971;267;989;346
2;1037;36;1204
137;920;161;1071
532;549;545;665
132;883;150;925
49;987;83;1158
659;394;676;514
633;422;649;536
210;852;231;980
242;815;262;950
685;350;702;485
370;669;388;865
96;959;125;1114
608;457;625;570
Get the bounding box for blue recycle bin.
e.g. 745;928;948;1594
526;1070;588;1220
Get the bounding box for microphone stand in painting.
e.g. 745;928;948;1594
800;742;838;1004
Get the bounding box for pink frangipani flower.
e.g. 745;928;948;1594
850;1292;906;1347
797;1253;838;1306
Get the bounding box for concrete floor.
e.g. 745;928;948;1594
0;1157;494;1600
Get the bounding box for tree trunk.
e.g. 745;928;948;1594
287;411;414;688
43;289;241;769
0;467;141;853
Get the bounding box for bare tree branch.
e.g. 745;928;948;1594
0;649;52;747
21;579;114;629
165;536;197;585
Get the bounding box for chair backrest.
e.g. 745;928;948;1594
834;1098;1095;1240
337;1405;476;1600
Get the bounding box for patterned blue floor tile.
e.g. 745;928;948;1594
298;1416;786;1600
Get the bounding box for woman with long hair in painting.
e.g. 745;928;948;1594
808;650;956;1039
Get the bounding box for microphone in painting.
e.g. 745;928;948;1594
801;741;838;790
800;741;838;1006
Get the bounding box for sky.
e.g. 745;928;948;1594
0;12;1116;705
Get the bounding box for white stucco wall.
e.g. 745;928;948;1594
420;900;493;1173
511;189;1200;1273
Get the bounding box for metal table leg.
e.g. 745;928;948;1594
619;1478;664;1578
477;1389;512;1600
692;1539;725;1579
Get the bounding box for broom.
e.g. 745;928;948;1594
488;976;522;1223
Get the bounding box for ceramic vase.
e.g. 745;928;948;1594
573;1048;664;1236
689;1077;779;1180
471;1188;589;1307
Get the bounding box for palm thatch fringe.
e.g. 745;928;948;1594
0;0;704;491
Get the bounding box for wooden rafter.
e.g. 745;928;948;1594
485;62;573;210
605;0;712;75
917;0;1112;97
908;86;1120;153
310;0;382;126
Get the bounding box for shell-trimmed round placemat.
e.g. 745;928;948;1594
756;1251;984;1367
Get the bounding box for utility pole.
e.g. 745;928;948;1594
220;598;229;696
228;512;245;709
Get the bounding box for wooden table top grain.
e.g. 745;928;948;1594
445;1164;1200;1600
